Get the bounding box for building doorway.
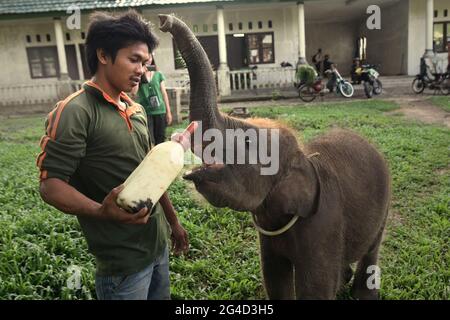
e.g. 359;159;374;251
226;34;248;70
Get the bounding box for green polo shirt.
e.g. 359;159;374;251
136;71;167;116
37;81;170;276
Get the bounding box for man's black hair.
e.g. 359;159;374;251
85;10;159;74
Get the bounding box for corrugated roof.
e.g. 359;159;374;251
0;0;240;15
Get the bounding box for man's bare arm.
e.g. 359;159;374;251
40;178;150;224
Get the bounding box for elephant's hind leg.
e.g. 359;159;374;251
351;230;384;300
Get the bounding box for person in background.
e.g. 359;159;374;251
322;54;334;75
323;54;337;92
133;54;173;145
351;57;362;85
312;48;323;74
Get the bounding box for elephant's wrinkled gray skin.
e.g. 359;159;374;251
159;15;391;300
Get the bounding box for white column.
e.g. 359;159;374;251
74;42;85;81
425;0;434;56
216;6;231;96
297;1;307;64
53;18;69;79
217;6;228;68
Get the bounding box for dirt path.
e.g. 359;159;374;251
219;93;450;128
385;97;450;128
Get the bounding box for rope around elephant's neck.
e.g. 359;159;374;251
252;152;320;237
252;213;300;237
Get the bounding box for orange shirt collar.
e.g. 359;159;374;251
85;80;134;111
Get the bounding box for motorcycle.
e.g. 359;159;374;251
325;66;354;98
298;66;354;102
357;64;382;98
412;56;449;95
412;72;449;95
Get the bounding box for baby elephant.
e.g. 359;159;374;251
252;129;390;300
160;14;390;299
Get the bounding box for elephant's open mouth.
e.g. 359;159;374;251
183;163;225;183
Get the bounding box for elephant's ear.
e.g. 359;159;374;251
264;168;319;219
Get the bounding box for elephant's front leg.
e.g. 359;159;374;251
294;259;340;299
261;250;295;299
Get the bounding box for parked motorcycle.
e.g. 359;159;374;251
412;72;449;95
357;64;382;98
298;66;354;102
412;56;449;95
326;66;355;98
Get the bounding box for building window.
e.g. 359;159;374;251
36;34;41;42
447;23;450;50
247;32;275;64
193;25;199;33
433;22;449;53
229;23;233;31
26;35;31;43
444;9;448;17
203;24;208;33
46;34;51;42
268;20;273;28
26;46;59;78
81;32;86;40
213;24;218;32
248;22;253;30
238;22;243;30
434;10;438;18
258;21;263;29
66;33;71;41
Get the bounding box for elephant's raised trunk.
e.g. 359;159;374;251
159;14;224;132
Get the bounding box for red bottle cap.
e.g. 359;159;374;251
176;121;199;151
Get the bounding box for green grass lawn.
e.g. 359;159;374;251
430;96;450;112
0;99;448;300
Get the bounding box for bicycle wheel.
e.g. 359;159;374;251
412;78;425;94
298;84;317;102
339;81;354;98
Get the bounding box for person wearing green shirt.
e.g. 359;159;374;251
133;54;173;145
37;10;189;300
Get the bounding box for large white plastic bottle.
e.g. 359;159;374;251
117;122;198;213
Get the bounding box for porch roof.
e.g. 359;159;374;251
0;0;301;16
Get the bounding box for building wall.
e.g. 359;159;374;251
0;17;88;86
356;0;409;76
0;4;299;85
305;20;359;75
408;0;428;75
147;3;360;76
0;19;53;85
408;0;449;76
3;0;443;86
434;0;450;22
143;3;300;73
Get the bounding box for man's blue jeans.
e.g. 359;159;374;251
95;246;170;300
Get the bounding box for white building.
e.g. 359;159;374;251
0;0;448;106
